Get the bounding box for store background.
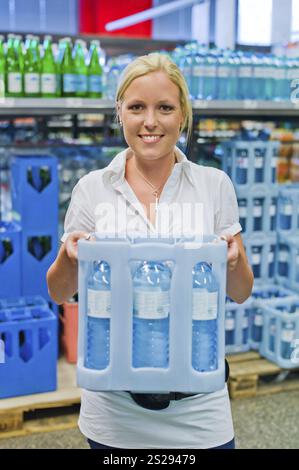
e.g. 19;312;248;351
0;0;299;449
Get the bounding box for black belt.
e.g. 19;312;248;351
128;359;230;411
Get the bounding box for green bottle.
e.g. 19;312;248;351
24;36;40;97
5;34;23;97
62;38;76;97
0;35;5;98
74;39;88;97
88;40;103;98
41;35;57;98
14;35;24;75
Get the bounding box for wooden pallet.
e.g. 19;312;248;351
227;352;299;399
0;358;81;439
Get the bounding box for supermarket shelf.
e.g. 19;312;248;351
1;98;299;117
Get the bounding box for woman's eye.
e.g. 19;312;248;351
160;105;173;112
129;104;142;111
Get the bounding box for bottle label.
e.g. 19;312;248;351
271;157;277;168
270;204;276;216
253;205;263;217
193;66;202;77
283;204;292;216
134;290;170;319
279;251;288;262
202;66;216;77
275;69;285;80
0;73;4;96
8;72;22;93
282;329;295;342
218;67;229;78
192;289;208;320
268;252;274;263
207;291;218;320
270;323;276;335
63;74;76;93
25;73;40;94
237;157;248;168
254;314;263;326
239;67;252;78
87;289;111;318
225;318;235;330
76;74;88;93
41;73;56;94
239;206;247;217
254;68;265;79
89;75;103;93
252;253;261;264
243;316;249;329
255;156;264;168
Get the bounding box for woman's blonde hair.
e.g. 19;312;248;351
116;52;193;142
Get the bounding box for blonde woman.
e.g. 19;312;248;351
47;53;253;449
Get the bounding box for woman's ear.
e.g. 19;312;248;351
116;102;122;126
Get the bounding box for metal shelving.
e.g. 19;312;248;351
1;98;299;117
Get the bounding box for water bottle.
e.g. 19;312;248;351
85;261;111;370
269;318;276;352
278;244;289;278
253;198;263;231
238;198;247;233
236;147;249;184
132;261;171;368
227;51;239;101
268;244;275;278
242;309;249;344
202;50;217;100
225;309;235;345
270;197;277;231
237;52;253;100
217;50;229;100
254;147;266;183
192;262;218;372
279;195;292;230
281;320;296;359
105;58;120;100
252;307;263;343
251;246;262;279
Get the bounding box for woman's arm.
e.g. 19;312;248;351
47;231;89;304
222;233;254;304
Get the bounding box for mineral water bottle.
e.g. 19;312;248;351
238;198;247;233
251;246;262;279
85;261;111;370
225;309;235;345
133;261;171;368
279;195;292;230
73;39;88;97
6;34;23;97
62;38;76;97
236;146;249;184
254;147;266;183
270;197;277;231
269;318;276;352
0;35;5;97
41;35;57;98
24;36;40;97
268;244;275;278
253;198;263;231
242;309;249;344
281;319;296;359
252;307;263;344
192;262;218;372
88;40;103;98
278;244;289;278
296;248;299;283
237;52;253;100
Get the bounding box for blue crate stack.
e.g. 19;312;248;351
0;221;22;298
222;139;299;363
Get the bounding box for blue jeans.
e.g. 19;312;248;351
87;438;235;450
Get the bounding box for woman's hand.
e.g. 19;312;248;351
221;233;240;272
64;231;92;265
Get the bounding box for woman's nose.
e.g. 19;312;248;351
143;110;157;128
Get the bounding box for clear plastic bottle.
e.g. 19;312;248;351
73;39;88;97
192;262;218;372
252;307;263;344
278;244;289;278
85;261;111;370
132;261;171;369
279;195;292;230
236;146;249;184
281;319;296;359
253;198;263;231
225;309;235;345
88;40;103;98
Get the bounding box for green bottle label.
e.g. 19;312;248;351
25;73;40;94
89;75;102;93
8;73;22;93
41;73;56;94
0;73;4;96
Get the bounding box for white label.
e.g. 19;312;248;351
192;289;208;320
254;314;263;326
218;67;229;78
271;157;277;168
24;73;40;93
282;329;295;342
287;69;298;80
41;73;56;94
275;69;285;80
237;157;248;168
207;291;218;320
202;66;217;77
239;206;247;217
270;323;276;335
225;318;235;330
239;67;252;78
253;205;263;217
268;252;274;263
279;251;288;262
252;253;261;264
8;72;22;93
193;66;202;77
254;68;266;78
87;289;111;318
243;316;249;329
270;204;276;216
0;73;4;96
283;204;292;216
134;290;169;319
255;157;264;168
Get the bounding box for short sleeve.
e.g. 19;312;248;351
61;178;95;243
214;171;242;237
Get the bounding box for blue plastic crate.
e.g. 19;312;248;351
21;228;58;299
225;297;252;354
244;234;277;285
260;298;299;369
237;186;278;237
276;234;299;293
221;140;279;191
0;296;57;398
249;283;298;350
77;235;227;394
277;184;299;237
0;221;22;299
10;155;58;231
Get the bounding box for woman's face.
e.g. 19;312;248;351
119;71;183;162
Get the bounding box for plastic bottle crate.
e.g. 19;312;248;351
249;283;298;350
225;296;252;354
60;300;78;364
10;155;58;231
260;298;299;369
21;228;58;299
277;184;299;237
0;296;58;398
221;140;279;191
244;234;277;285
77;235;227;394
276;234;299;293
0;221;22;299
237;185;279;237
